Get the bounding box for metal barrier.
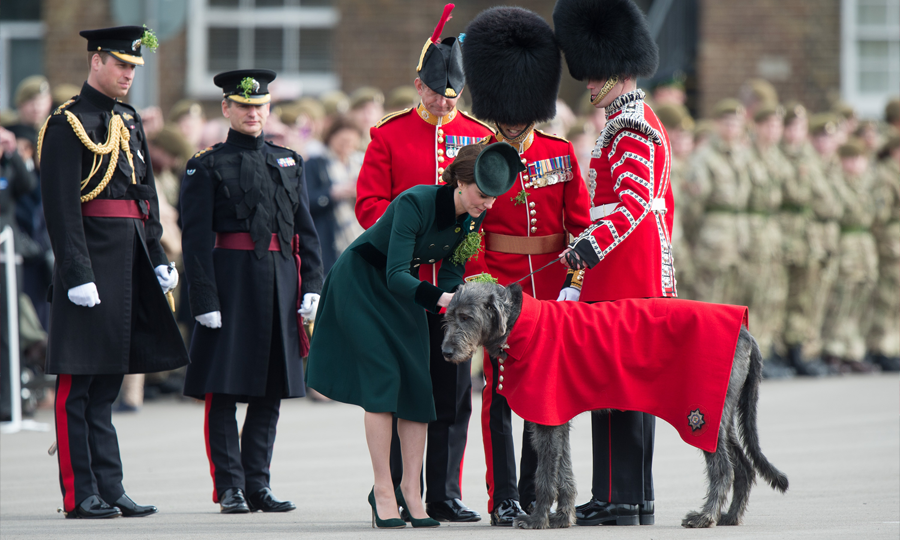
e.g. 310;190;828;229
0;226;49;434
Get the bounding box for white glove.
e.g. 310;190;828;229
195;311;222;329
68;282;101;307
155;264;179;293
556;287;581;302
298;293;320;322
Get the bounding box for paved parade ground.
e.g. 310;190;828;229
2;374;898;539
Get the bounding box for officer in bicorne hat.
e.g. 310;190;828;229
180;69;323;514
39;25;189;519
554;0;674;526
354;3;493;523
459;5;594;526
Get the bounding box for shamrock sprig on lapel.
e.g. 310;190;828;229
451;231;484;266
511;189;529;206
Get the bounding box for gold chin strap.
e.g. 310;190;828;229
590;75;619;107
37;111;137;203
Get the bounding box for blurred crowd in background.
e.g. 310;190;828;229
1;72;898;420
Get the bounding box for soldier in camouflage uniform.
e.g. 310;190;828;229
865;132;900;372
821;138;879;372
743;104;788;364
778;104;834;375
655;103;697;299
685;99;750;306
806;114;846;369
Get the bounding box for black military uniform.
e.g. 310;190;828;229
180;69;324;514
39;26;189;519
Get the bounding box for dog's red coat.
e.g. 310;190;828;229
500;294;748;453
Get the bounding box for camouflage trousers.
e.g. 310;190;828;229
782;219;835;359
740;214;787;358
691;212;746;306
822;231;879;362
865;222;900;357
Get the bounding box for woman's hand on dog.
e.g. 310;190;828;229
438;292;455;308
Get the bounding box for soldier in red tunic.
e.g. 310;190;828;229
459;6;593;525
554;0;673;527
353;3;492;523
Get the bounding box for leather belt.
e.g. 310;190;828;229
81;199;148;222
485;232;566;255
214;232;310;356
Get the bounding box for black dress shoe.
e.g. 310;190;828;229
425;498;481;522
574;498;638;526
112;494;158;517
65;495;122;519
490;499;525;526
219;488;250;514
247;487;296;513
639;500;654;525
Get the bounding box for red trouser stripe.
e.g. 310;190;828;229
204;394;218;503
480;347;496;513
55;375;76;512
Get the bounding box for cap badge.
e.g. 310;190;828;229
132;39;141;51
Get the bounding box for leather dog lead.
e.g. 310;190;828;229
508;254;565;286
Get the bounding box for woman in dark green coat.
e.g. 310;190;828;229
307;142;523;528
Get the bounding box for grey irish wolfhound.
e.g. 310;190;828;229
441;282;789;529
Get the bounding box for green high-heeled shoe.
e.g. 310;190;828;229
395;487;440;528
368;488;406;529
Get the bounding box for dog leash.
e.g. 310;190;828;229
508;254;566;286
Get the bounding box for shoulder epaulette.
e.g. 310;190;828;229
535;129;570;144
374;107;413;128
52;97;78;115
265;140;296;153
193;143;223;159
459;111;495;134
479;135;492;145
116;100;137;113
600;114;662;148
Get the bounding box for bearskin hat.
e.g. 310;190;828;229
553;0;659;82
462;6;561;125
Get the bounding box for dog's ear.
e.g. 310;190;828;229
488;286;508;336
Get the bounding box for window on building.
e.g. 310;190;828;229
841;0;900;118
187;0;339;100
0;1;44;110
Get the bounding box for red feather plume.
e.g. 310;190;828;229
430;3;455;44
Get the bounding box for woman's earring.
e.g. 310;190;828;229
458;190;462;195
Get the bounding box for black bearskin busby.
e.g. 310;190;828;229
462;6;561;126
417;4;465;99
553;0;659;82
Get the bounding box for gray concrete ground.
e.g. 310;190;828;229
1;374;898;539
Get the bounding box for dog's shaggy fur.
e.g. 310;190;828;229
442;282;789;529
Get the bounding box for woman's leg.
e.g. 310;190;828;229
397;418;429;519
365;411;401;519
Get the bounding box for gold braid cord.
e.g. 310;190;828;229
590;76;620;106
37;111;136;203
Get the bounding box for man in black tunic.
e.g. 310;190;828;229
39;26;190;519
180;69;324;514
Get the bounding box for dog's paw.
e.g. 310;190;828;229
513;515;549;529
717;512;742;526
548;511;574;528
682;511;716;528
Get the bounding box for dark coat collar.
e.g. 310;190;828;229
435;183;462;230
80;81;119;112
227;128;266;150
